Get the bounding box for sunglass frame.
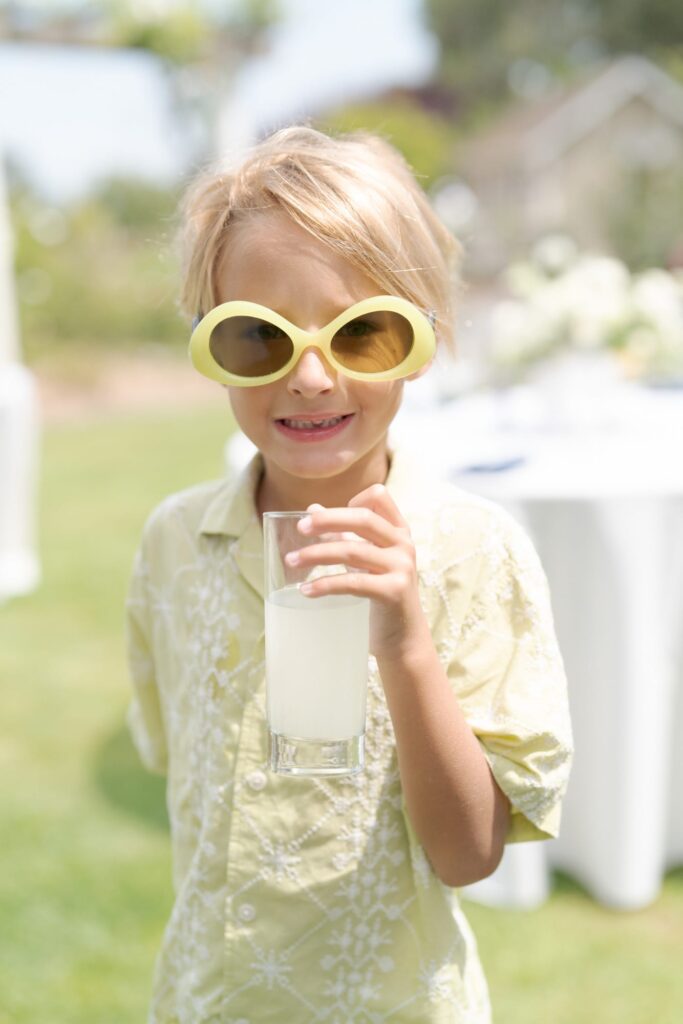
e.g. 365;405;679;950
189;295;436;387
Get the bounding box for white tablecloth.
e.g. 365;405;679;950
0;363;40;602
391;382;683;909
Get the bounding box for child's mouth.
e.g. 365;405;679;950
274;413;355;441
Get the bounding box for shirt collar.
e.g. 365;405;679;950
197;442;434;601
198;452;265;539
197;441;429;541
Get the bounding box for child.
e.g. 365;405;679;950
126;125;573;1023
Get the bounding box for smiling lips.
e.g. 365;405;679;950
274;413;355;441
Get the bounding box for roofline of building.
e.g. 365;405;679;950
524;54;683;169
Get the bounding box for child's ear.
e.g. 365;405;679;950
405;356;435;383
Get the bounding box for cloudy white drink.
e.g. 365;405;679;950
263;511;370;776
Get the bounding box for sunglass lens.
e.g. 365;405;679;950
209;316;294;378
331;310;414;373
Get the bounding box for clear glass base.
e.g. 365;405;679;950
269;732;364;776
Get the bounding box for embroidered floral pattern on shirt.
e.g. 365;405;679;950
126;451;573;1023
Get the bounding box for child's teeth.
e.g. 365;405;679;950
285;416;343;429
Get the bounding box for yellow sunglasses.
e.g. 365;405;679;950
189;295;436;387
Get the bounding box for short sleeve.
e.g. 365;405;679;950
125;537;168;776
444;504;573;843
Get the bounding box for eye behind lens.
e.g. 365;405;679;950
331;310;414;373
209;315;294;377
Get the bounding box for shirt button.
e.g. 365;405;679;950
238;902;256;923
246;770;267;792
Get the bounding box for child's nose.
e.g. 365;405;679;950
286;347;337;395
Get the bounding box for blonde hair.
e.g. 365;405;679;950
177;125;461;353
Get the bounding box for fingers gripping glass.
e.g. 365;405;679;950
189;295;436;387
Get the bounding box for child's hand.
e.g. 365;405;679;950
285;484;430;662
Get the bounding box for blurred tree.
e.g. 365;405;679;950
605;166;683;270
595;0;683;52
0;0;281;162
425;0;596;112
94;178;179;232
107;2;211;65
0;0;278;61
424;0;683;117
105;0;279;65
12;179;184;362
1;0;283;364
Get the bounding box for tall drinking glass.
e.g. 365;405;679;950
263;511;370;776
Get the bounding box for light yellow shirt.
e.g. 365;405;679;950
126;445;573;1024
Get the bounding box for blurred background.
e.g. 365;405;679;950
1;2;682;1022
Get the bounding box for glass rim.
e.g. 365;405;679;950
262;510;310;519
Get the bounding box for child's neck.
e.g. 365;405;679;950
256;448;391;517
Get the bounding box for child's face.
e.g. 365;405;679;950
215;211;426;496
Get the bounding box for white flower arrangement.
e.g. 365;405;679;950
489;236;683;382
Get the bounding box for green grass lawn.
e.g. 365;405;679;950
1;405;682;1023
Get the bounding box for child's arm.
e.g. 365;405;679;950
286;484;510;888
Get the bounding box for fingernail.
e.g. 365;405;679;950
285;551;300;566
299;516;312;533
300;582;314;594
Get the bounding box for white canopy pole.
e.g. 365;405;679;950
0;154;20;365
0;148;41;601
